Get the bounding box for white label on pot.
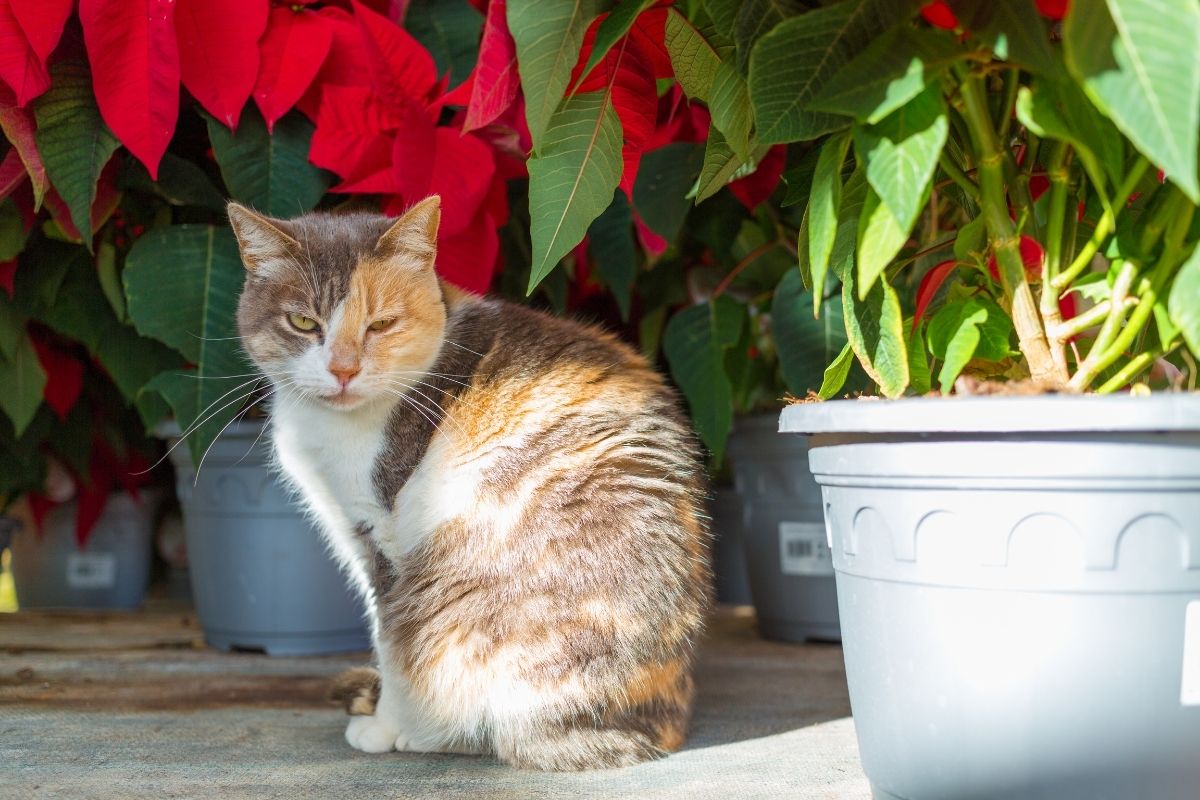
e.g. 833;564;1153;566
1184;601;1200;706
65;552;117;589
779;522;833;576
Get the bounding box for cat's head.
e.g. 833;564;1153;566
230;197;447;412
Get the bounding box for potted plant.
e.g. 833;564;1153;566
631;0;1199;796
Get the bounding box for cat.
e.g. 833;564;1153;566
228;196;711;771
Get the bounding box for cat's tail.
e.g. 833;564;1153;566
496;672;694;771
329;667;381;716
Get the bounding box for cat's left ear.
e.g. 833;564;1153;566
377;195;440;265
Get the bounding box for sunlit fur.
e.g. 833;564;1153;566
231;197;711;771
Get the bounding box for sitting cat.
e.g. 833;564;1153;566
228;196;711;770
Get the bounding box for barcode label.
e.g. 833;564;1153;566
66;552;117;589
779;522;833;577
1183;601;1200;706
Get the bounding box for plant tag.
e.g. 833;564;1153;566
779;522;834;577
65;552;117;590
1183;601;1200;706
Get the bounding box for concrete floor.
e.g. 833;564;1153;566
0;605;870;799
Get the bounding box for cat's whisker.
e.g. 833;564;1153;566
136;378;270;474
383;388;442;431
195;387;277;483
441;338;486;358
376;378;482;412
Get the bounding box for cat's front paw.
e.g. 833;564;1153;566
345;714;401;753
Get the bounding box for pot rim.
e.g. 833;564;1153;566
779;393;1200;435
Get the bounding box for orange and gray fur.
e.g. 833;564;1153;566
229;197;711;770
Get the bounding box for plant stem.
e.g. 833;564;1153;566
1052;156;1150;292
958;73;1065;387
937;152;980;202
712;241;776;299
1089;259;1138;356
1039;141;1072;374
997;68;1020;142
1049;299;1113;341
1095;345;1175;394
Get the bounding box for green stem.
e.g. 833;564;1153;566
1039;141;1072;374
1052;156;1150;292
938;152;981;202
997;68;1020;142
1049;298;1112;341
1095;346;1171;394
1090;259;1138;357
959;74;1064;386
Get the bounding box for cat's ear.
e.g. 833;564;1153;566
227;202;300;271
377;195;440;264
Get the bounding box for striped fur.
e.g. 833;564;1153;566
231;197;711;770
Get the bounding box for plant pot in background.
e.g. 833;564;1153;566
8;492;156;610
782;395;1200;800
727;414;840;642
167;420;370;656
709;487;751;605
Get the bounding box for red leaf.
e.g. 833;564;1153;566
463;0;519;132
0;103;46;205
80;0;180;179
728;145;786;210
0;147;27;202
353;0;437;108
310;83;405;186
176;0;269;128
30;334;83;420
987;235;1044;283
635;213;667;256
384;95;437;199
428;129;495;236
10;0;72;63
1035;0;1069;20
433;210;499;294
1058;291;1077;322
913;259;958;330
0;0;48;106
295;6;368;120
920;1;959;29
629;7;672;79
254;6;333;131
0;258;16;297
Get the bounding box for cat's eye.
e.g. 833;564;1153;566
367;318;396;333
287;313;319;332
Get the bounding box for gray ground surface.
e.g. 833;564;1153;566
0;605;869;799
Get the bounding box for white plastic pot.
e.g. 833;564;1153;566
782;395;1200;800
167;420;369;655
8;492;155;609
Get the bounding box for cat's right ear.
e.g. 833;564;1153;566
227;203;300;272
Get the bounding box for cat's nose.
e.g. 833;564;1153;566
329;364;360;389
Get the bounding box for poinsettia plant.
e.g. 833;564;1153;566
547;0;1196;408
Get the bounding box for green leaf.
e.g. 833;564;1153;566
781;146;822;208
772;267;848;394
662;296;742;461
405;0;484;88
695;130;769;203
748;0;903;144
830;167;869;282
32;59;121;246
123;153;233;214
700;0;740;43
0;328;45;436
853;83;948;238
509;0;598;149
808;131;852;314
1065;0;1200;203
665;9;722;103
855;187;909;298
582;0;656;79
0;200;30;260
734;0;806;71
810;26;962;124
526;92;624;293
1016;78;1124;193
633;142;705;243
0;298;22;359
206;106;332;218
125;225;249;459
710;60;753;158
1168;242;1200;355
96;237;126;322
817;341;855;399
927;295;1014;390
952;0;1055;74
843;265;908;397
906;319;932;394
587;190;637;320
953;213;987;264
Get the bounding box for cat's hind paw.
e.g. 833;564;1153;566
329;667;381;716
345;714;401;754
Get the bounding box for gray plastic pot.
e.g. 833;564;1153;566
709;488;751;605
7;492;155;609
727;414;840;642
782;395;1200;800
168;420;369;655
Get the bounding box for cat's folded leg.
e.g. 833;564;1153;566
344;665;407;753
